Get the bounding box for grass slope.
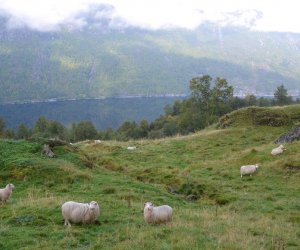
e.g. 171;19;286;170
0;105;300;249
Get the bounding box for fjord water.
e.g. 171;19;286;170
0;97;183;129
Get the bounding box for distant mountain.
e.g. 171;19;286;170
0;15;300;103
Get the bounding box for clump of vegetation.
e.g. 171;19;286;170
218;106;295;128
174;182;206;201
102;186;117;194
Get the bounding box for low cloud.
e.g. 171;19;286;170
0;1;121;31
0;0;298;33
220;10;263;28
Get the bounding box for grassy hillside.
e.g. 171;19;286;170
0;105;300;249
1;22;300;103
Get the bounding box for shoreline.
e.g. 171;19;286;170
0;94;188;106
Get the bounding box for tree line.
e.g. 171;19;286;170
0;75;298;141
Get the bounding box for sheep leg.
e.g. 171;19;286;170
64;220;71;227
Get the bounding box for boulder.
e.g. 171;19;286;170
275;126;300;144
42;144;55;157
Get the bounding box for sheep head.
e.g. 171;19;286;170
7;184;15;190
89;201;98;211
280;145;286;150
144;202;154;212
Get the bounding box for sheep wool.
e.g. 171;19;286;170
240;164;259;177
62;201;100;227
271;145;286;156
0;183;15;203
144;202;173;224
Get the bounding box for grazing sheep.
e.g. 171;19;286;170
0;183;15;204
240;164;259;177
94;140;101;144
144;202;173;224
62;201;100;227
127;146;137;150
271;145;286;156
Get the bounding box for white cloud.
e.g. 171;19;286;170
0;0;299;32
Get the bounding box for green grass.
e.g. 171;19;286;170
1;105;300;249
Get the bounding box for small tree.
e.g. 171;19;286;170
74;121;98;141
245;94;257;106
0;118;6;138
139;120;149;137
5;129;15;139
47;120;67;140
16;123;31;139
274;85;291;105
99;128;115;140
34;116;48;135
211;77;234;116
189;75;212;111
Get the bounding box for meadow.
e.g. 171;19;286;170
0;105;299;249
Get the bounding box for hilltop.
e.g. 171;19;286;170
218;104;300;128
0;105;299;249
1;20;300;103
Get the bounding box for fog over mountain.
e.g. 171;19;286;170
0;1;299;103
1;0;299;32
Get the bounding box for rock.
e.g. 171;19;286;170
274;126;300;144
42;144;55;157
47;138;68;147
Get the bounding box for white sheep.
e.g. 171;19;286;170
144;202;173;224
0;183;15;204
127;146;137;150
61;201;100;227
271;145;286;156
240;164;259;177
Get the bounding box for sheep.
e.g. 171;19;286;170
271;144;286;156
144;202;173;224
127;146;137;150
240;164;259;177
94;140;101;144
0;183;15;204
61;201;100;227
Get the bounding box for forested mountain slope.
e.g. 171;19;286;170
1;18;300;103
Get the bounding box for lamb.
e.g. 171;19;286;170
240;164;259;177
144;202;173;224
61;201;100;227
271;144;286;156
0;183;15;204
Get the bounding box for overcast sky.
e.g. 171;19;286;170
0;0;299;33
